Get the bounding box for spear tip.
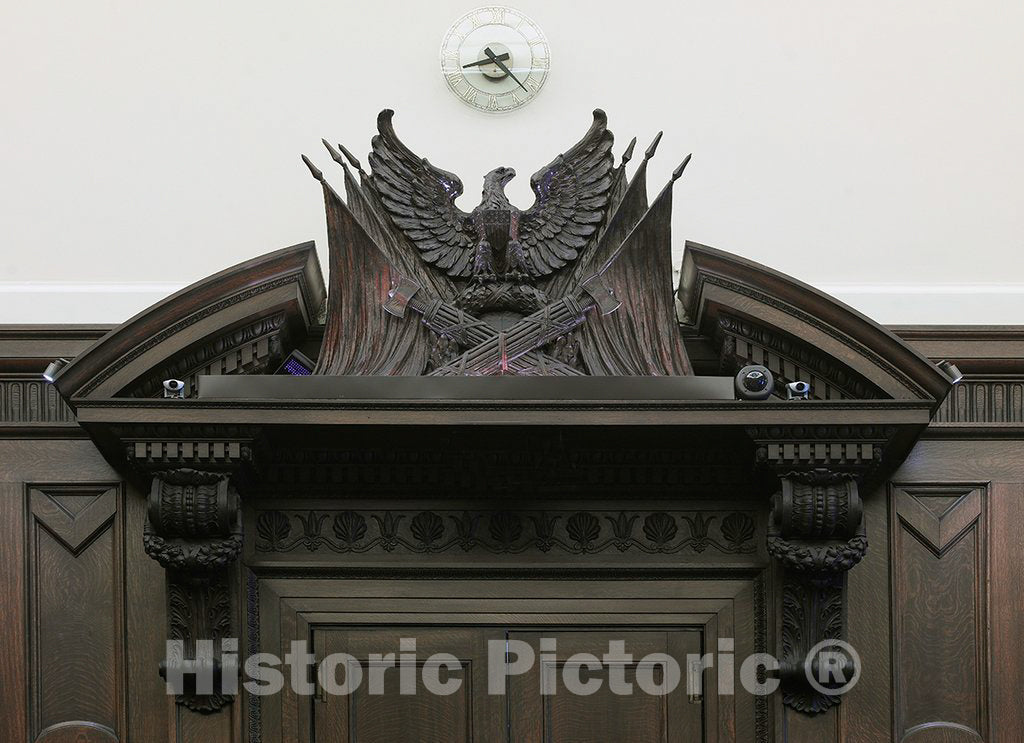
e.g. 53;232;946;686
301;154;324;182
338;143;365;174
672;153;693;181
321;138;343;162
644;131;664;161
621;137;637;165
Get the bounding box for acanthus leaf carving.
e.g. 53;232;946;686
145;468;244;714
767;469;865;715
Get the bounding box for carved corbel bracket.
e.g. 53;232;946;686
767;469;866;714
144;469;243;571
144;468;242;714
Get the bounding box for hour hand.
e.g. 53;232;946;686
484;47;528;93
462;52;510;69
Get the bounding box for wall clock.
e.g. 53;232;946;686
440;6;550;113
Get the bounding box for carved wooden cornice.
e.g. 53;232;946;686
716;314;884;400
746;423;896;473
0;376;77;436
124;312;288;399
53;242;323;402
678;241;953;404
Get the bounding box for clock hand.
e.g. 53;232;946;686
485;46;528;93
462;52;511;69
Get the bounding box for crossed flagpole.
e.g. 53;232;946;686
304;140;690;377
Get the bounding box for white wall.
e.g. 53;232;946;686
1;1;1022;324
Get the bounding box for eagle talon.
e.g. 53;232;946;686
472;239;494;279
507;238;528;274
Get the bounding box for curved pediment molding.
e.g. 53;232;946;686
54;242;324;402
679;241;951;403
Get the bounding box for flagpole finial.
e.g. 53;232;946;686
301;155;324;182
644;131;664;161
338;143;367;177
322;139;353;178
672;154;692;181
620;137;637;166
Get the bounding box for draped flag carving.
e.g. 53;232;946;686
303;109;692;376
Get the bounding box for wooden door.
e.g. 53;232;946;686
508;630;703;743
313;626;704;743
314;628;506;743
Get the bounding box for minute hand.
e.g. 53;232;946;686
463;52;510;68
485;47;528;93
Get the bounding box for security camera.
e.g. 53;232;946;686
785;381;811;400
162;379;186;399
735;365;774;400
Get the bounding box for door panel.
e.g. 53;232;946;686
314;628;506;743
508;630;703;743
313;627;703;743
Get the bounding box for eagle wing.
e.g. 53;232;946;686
519;109;615;277
367;109;477;278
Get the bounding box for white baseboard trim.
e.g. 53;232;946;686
1;282;1023;325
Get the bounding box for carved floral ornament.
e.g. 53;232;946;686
255;508;757;556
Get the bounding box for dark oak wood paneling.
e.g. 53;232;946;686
0;323;1016;742
0;440;121;482
840;483;894;742
988;482;1024;743
315;629;503;743
891;484;988;743
260;576;762;743
123;484;171;742
0;483;28;742
28;483;126;742
509;630;703;743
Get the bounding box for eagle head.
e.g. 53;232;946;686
483;166;516;193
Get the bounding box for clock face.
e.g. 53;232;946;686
440;6;550;113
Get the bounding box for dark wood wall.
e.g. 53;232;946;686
0;328;243;743
781;327;1024;743
2;325;1022;743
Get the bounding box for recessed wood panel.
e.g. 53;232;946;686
314;628;505;743
891;484;987;743
988;482;1024;742
349;661;473;743
508;630;702;743
28;484;124;742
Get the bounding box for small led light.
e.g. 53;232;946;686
937;360;964;384
42;358;69;383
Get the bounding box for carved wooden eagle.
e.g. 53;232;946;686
303;107;693;378
366;109;615;279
